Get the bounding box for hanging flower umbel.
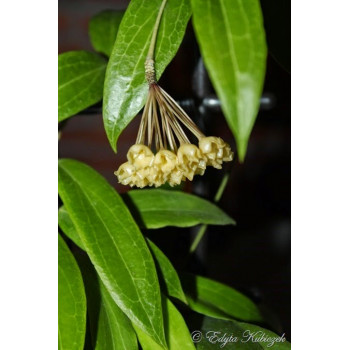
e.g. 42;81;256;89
115;0;233;188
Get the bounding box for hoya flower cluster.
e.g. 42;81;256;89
115;82;233;188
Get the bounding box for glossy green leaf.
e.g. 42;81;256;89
181;273;263;323
124;189;235;229
195;316;290;349
58;205;187;305
191;0;267;161
97;283;138;350
58;51;107;122
58;159;166;347
58;206;83;249
58;234;86;350
238;322;290;350
103;0;192;152
134;297;195;350
76;253;138;350
147;239;187;304
89;10;124;57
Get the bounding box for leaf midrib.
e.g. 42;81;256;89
59;64;106;90
58;71;104;114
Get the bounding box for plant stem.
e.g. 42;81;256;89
214;171;230;202
145;0;168;84
189;172;230;254
189;223;208;254
147;0;168;60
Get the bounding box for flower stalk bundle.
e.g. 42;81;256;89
115;0;233;188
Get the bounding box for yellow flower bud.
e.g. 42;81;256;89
114;162;136;186
177;144;206;180
199;136;233;169
127;144;154;169
154;150;177;175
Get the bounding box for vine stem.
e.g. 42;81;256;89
189;172;230;254
145;0;168;84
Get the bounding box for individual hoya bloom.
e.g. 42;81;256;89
115;159;152;188
123;144;156;187
127;144;154;169
153;150;184;187
154;150;178;177
177;144;206;181
114;162;136;187
199;136;234;169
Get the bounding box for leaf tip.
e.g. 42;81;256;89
237;137;249;163
106;133;118;153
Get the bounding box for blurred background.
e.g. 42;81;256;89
59;0;291;339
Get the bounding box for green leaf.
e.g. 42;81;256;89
58;159;166;348
76;253;138;350
134;297;196;350
58;234;86;350
97;281;139;350
89;10;124;57
237;322;290;350
147;239;187;304
58;51;107;122
195;316;290;349
58;206;83;249
191;0;267;161
58;205;187;305
124;189;235;229
103;0;192;152
181;273;263;323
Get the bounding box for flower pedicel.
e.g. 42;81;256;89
115;0;233;188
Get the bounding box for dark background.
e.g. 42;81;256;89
59;0;291;339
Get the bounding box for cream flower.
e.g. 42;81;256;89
114;162;136;187
199;136;233;169
177;144;206;181
115;3;233;188
115;61;233;188
154;150;177;175
127;144;154;169
151;150;179;186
